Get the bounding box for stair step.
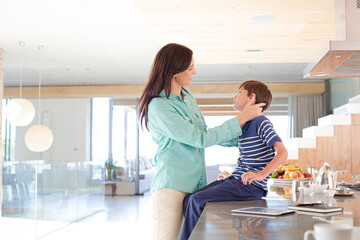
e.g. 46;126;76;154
333;103;360;115
302;126;334;138
287;148;299;160
318;114;352;126
286;137;317;149
349;95;360;103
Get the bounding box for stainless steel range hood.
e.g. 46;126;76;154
303;41;360;78
304;0;360;78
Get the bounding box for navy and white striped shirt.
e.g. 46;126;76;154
231;115;281;190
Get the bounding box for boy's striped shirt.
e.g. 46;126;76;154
231;115;281;190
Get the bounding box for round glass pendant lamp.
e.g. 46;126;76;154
5;98;35;126
24;125;54;152
24;45;54;153
6;41;36;126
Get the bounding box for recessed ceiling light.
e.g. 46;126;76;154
244;49;264;52
18;41;25;46
248;14;276;22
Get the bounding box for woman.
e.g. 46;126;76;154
138;43;264;240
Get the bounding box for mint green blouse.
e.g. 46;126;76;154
148;87;242;193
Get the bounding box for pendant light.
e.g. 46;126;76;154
25;45;54;152
5;41;35;126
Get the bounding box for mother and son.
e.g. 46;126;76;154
138;43;288;240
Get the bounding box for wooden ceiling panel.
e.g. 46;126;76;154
134;0;336;64
4;83;324;98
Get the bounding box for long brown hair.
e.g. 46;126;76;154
138;43;193;130
240;80;272;112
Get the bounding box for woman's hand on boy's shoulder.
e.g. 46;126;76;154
237;102;265;127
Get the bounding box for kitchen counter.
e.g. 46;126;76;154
189;182;360;239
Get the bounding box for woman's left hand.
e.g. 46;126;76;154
241;171;266;185
237;101;265;127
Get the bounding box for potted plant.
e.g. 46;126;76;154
105;155;122;181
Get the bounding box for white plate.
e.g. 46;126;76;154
334;192;354;196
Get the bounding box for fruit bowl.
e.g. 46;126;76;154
270;164;313;183
271;177;312;186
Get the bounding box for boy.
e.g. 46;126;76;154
179;80;288;240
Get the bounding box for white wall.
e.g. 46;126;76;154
15;98;91;163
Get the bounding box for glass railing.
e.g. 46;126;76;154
1;160;104;239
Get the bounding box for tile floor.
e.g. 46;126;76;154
39;195;153;240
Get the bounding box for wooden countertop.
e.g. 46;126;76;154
190;184;360;239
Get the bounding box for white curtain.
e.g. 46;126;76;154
288;95;325;138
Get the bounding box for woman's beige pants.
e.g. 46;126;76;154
152;188;188;240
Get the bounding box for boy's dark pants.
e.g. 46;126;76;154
179;176;266;240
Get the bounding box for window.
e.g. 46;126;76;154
91;98;110;162
204;116;238;166
204;115;289;166
2;99;16;162
139;125;156;165
112;105;137;177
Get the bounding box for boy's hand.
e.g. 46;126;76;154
217;171;231;180
241;171;266;185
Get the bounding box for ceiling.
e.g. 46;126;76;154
0;0;339;88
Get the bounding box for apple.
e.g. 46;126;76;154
271;171;279;178
304;173;312;178
278;175;284;179
289;172;298;179
298;173;305;178
276;166;284;174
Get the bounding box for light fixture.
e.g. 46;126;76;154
25;125;54;152
248;14;276;22
5;98;36;126
244;49;264;52
25;45;54;152
5;41;35;126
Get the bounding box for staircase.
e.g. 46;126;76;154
285;95;360;175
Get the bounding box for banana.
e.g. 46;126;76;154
282;165;300;171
